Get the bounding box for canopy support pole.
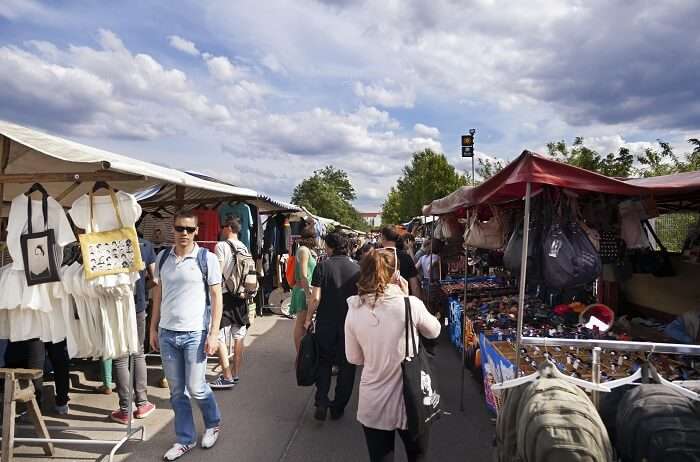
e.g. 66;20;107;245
514;182;532;376
460;242;467;412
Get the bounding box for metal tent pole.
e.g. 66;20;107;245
460;243;468;412
591;347;601;409
514;182;532;376
519;337;700;355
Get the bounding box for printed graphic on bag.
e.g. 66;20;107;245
26;235;52;278
87;238;136;272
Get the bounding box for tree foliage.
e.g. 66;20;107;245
381;148;467;225
476;158;504;181
547;137;700;178
291;166;367;230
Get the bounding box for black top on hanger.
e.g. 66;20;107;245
25;182;48;198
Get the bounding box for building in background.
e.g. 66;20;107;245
360;212;382;229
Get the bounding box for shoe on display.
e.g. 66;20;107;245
163;442;196;461
201;426;220;449
314;405;328;421
209;375;235;389
135;402;156;419
110;409;130;425
55;404;70;416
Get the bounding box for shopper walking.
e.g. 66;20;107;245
109;236;157;424
210;217;250;389
149;211;223;461
290;225;317;354
379;226;421;298
345;249;441;462
304;233;360;421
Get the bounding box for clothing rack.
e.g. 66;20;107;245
0;157;145;460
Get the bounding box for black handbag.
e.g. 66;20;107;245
296;325;319;386
641;220;675;278
401;297;441;438
21;185;61;286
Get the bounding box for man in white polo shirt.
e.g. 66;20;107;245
149;210;224;461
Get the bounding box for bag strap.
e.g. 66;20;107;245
404;297;418;358
88;188;125;233
642;220;668;252
26;191;49;234
158;246;211;306
197;247;211;307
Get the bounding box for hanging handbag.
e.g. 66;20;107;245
464;205;505;250
21;189;61;286
401;297;442;438
78;189;144;280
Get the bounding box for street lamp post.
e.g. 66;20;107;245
461;128;476;184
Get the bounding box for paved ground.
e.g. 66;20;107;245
12;314;494;461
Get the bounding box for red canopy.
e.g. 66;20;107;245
423;151;648;215
627;171;700;197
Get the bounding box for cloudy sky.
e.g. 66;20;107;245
1;0;699;210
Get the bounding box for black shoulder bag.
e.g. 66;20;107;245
21;190;61;286
401;297;442;438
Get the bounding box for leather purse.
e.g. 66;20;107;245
464;205;505;250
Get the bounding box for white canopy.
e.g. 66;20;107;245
0;120;257;209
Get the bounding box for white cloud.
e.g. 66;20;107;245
354;80;415;108
0;0;52;20
414;123;440;139
168;35;200;56
261;53;285;73
205;55;246;82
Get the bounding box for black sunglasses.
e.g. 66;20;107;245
174;226;197;234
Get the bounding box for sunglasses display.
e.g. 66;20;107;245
174;226;197;234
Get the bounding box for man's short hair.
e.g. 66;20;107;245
380;225;399;243
174;209;198;224
325;232;348;254
223;216;242;234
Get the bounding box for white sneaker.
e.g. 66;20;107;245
201;426;220;449
163;442;196;461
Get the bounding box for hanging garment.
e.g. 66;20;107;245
618;200;650;249
219;203;253;250
138;213;174;246
193;208;220;252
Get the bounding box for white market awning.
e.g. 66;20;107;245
0;120;257;208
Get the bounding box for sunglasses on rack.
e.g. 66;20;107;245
174;226;197;234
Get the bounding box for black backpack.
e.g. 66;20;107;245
615;383;700;462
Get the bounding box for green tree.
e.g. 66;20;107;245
636;140;679;178
381;148;467;224
476;158;504;181
291;166;367;230
547;137;635;177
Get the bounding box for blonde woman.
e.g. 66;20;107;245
345;249;441;462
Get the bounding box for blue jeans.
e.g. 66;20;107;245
159;329;221;445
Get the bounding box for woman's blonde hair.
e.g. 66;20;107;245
357;249;396;302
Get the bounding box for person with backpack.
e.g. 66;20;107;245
209;217;255;389
149;210;224;461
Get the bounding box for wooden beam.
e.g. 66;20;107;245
55;182;82;202
0;171;147;183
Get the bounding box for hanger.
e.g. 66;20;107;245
605;357;700;400
92;181;115;193
25;182;48;198
492;357;611;392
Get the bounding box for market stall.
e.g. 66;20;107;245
0;120;258;461
424;151;700;434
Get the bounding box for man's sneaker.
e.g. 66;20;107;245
110;409;130;425
330;406;345;421
163;442;196;461
135;402;156;419
232;376;240;385
209;375;235;389
314;405;328;421
55;404;70;416
201;426;220;449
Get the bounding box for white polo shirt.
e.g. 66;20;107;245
155;244;221;332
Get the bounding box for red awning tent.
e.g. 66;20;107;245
626;171;700;211
423;150;648;215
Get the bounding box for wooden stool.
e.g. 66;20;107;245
1;368;53;462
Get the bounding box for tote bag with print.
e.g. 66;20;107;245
78;189;144;280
